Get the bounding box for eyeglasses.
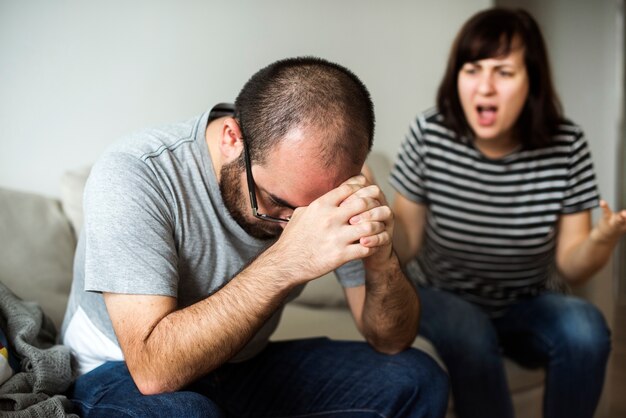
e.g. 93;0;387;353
241;138;291;223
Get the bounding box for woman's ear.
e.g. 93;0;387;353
219;117;244;163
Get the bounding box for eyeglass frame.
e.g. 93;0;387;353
241;137;291;223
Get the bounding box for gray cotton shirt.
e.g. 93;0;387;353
60;109;365;374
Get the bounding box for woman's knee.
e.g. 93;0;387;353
552;298;611;360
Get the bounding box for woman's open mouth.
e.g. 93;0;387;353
477;105;497;126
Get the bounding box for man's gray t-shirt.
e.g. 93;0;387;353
61;109;364;375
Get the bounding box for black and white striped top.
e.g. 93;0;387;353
389;108;600;315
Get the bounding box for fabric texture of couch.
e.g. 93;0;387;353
0;152;614;417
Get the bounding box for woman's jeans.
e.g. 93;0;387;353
418;287;611;418
67;337;449;418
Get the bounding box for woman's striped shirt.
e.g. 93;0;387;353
389;108;600;316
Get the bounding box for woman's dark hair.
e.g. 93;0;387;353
234;56;374;167
436;8;562;148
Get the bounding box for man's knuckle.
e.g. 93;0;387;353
364;223;376;235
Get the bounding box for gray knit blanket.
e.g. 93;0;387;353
0;282;77;417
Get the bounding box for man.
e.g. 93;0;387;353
61;57;448;417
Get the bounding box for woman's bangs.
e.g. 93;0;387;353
458;27;516;65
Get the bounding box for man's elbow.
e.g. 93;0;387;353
135;376;174;396
366;336;414;355
130;368;180;396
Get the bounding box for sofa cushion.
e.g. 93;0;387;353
292;273;348;308
273;303;446;366
59;166;91;237
0;188;76;330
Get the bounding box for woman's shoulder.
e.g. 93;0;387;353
411;107;458;138
415;107;444;125
529;118;590;158
552;117;584;140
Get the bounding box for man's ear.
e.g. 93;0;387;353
219;117;244;163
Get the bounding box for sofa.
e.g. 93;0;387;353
0;152;614;417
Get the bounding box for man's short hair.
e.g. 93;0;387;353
234;56;375;168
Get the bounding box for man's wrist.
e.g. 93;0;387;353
364;250;402;284
246;246;303;293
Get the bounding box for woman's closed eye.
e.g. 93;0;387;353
461;64;479;75
496;68;515;77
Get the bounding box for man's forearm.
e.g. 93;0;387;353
125;254;296;394
361;254;419;354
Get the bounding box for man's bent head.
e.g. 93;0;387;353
234;56;375;170
219;57;375;240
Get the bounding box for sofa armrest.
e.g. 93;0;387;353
0;188;75;330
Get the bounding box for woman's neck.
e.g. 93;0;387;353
473;133;521;159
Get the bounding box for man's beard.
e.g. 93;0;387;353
219;157;283;240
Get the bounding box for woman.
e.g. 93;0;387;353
389;8;625;418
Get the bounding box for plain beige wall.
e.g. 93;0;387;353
0;0;490;197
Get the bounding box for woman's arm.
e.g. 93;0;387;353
556;200;626;284
392;193;428;266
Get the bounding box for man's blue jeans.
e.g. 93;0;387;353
418;287;611;418
67;337;449;417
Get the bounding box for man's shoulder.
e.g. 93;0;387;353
103;114;205;161
85;112;209;203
